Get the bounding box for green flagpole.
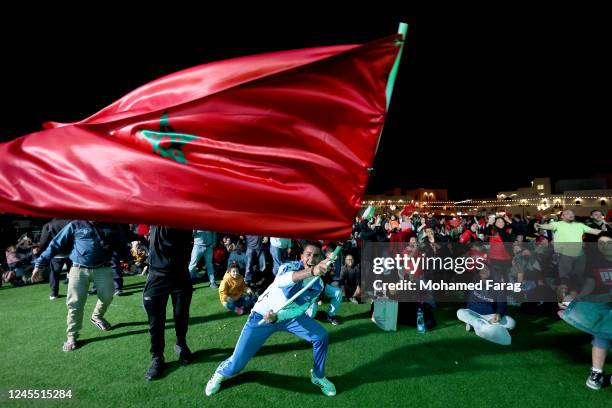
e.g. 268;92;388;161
374;22;408;155
362;23;407;218
386;22;408;110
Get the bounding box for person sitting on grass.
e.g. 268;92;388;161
219;263;257;315
457;264;516;345
222;235;236;253
5;237;34;284
1;267;22;287
130;240;149;275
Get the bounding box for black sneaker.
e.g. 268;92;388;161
145;356;165;381
327;315;341;326
174;343;194;365
586;369;604;390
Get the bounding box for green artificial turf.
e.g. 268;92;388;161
0;275;609;407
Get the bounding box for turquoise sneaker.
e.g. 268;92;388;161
310;369;336;396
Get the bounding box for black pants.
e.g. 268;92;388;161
143;271;193;358
49;257;72;297
111;251;123;290
489;259;512;283
92;252;123;292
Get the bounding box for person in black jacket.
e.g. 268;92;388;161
143;226;194;381
585;210;610;243
38;218;72;300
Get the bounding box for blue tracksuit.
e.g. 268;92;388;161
216;261;328;378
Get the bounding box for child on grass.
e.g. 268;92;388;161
219;264;257;315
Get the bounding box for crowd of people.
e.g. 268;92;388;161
0;207;611;393
354;207;611;389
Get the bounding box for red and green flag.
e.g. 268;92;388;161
0;34;403;240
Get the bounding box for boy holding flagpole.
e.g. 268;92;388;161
205;243;337;397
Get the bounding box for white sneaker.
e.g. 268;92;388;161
310;369;336;396
205;372;225;396
49;295;58;300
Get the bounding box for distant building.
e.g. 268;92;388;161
486;177;611;217
497;177;552;199
363;188;449;213
362;176;612;219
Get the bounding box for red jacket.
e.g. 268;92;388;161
459;230;478;244
487;229;512;261
137;224;150;236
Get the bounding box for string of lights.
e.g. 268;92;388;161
361;195;611;206
361;203;596;209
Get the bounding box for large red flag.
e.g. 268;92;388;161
0;35;401;240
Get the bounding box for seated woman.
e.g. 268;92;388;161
5;238;34;283
219;264;257;315
457;264;516;345
130;241;149;275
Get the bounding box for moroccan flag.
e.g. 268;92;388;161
0;35;402;240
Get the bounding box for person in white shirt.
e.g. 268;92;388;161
205;244;337;397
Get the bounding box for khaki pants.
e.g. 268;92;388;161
66;266;114;340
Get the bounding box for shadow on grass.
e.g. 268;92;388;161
222;370;321;395
78;311;233;345
112;320;150;330
331;330;591;393
75;299;594;395
201;311;592;396
121;281;146;290
341;310;372;322
156;348;232;378
117;289;142;296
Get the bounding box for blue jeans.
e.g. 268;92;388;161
307;284;343;317
223;294;257;311
562;300;612;339
216;312;328;378
188;245;215;283
245;248;266;283
593;336;611;349
270;246;288;276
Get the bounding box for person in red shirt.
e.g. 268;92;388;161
485;214;514;283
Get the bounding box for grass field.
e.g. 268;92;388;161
0;274;609;407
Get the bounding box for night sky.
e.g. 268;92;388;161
1;11;609;199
